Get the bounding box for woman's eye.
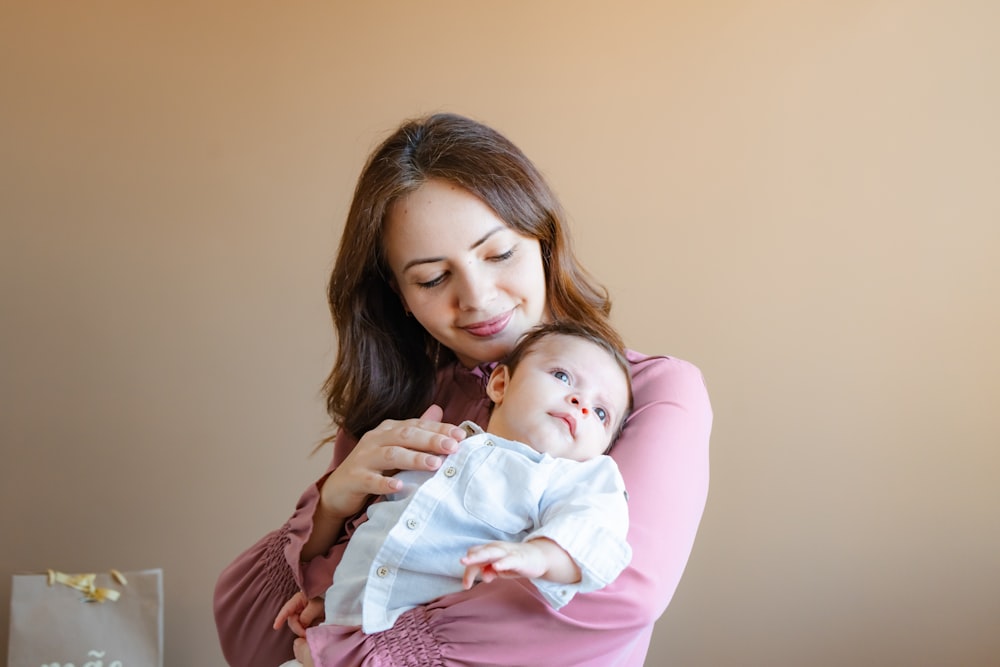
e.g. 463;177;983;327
416;274;446;289
594;407;608;423
489;248;515;262
551;370;570;383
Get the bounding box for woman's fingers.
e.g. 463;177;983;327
319;412;466;516
377;420;464;457
273;592;305;631
368;415;463;468
293;637;315;667
418;403;444;422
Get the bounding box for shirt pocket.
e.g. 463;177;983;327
462;447;540;536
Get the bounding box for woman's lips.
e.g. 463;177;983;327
461;310;513;337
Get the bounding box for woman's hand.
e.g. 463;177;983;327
273;591;324;638
302;404;465;559
324;403;465;513
293;637;315;667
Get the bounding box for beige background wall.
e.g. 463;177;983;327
2;2;998;665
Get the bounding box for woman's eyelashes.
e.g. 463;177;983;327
416;273;447;289
489;247;516;262
412;247;516;289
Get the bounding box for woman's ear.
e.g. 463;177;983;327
486;365;510;404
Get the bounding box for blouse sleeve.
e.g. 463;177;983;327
512;353;712;663
603;353;713;620
213;429;359;667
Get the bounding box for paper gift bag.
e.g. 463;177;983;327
7;568;164;667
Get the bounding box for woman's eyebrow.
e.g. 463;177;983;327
401;226;506;272
470;226;506;250
403;255;444;272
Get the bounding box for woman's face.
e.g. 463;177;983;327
383;179;549;367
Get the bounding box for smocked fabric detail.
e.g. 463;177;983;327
262;523;300;603
370;606;445;666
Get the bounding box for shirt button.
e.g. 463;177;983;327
443;466;457;477
406;519;419;530
376;566;389;578
485;439;495;447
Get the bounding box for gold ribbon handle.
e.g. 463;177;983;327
47;569;127;603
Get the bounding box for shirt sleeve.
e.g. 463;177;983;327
527;456;632;607
213;429;359;667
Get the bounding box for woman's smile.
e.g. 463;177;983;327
461;310;514;337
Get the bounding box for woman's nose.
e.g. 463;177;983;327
455;267;495;310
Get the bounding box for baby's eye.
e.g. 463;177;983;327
551;370;570;384
594;407;608;423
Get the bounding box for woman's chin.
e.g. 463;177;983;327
453;334;523;367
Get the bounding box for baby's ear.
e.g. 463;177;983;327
486;365;510;404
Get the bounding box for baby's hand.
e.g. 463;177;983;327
460;541;549;589
273;591;325;637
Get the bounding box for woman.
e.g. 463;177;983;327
214;113;712;667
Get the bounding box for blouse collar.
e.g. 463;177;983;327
449;360;498;399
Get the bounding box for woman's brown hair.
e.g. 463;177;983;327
324;113;621;438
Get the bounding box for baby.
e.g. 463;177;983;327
276;321;633;663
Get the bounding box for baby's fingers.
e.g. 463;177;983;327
462;563;482;589
461;543;509;566
462;563;499;589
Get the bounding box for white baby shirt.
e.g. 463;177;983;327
323;422;632;633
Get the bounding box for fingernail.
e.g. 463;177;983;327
426;455;442;469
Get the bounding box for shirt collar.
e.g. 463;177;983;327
459;421;485;437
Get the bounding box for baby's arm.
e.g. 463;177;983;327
460;537;581;590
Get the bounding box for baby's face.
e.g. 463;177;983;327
486;334;629;462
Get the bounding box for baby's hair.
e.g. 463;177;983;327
500;321;634;447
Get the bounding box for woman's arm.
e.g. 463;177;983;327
213;464;341;666
596;353;713;620
214;408;466;667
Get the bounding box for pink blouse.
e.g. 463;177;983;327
214;350;712;666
